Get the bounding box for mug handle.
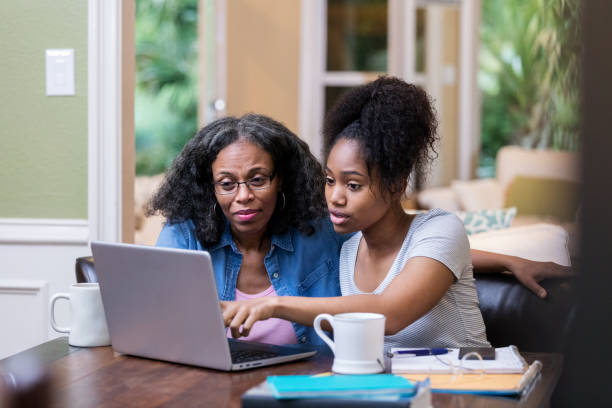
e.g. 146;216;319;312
313;313;335;354
50;293;71;334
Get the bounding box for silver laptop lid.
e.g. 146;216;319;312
91;241;233;370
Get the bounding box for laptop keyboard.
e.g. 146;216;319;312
230;349;279;363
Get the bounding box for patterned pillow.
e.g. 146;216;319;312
455;207;517;235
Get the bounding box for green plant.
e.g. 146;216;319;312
479;0;581;170
135;0;199;175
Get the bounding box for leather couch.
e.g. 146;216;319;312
475;273;576;353
75;256;96;284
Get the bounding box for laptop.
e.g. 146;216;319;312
90;241;316;371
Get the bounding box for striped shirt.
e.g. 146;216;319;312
339;209;490;350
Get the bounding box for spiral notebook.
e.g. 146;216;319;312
401;361;542;396
391;345;527;374
391;345;540;396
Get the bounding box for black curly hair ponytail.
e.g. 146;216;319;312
323;76;439;194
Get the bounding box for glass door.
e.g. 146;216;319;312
299;0;478;187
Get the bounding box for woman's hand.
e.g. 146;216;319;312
220;297;279;338
507;257;574;299
471;249;575;298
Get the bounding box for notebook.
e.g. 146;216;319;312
267;374;416;398
91;241;316;371
391;346;527;374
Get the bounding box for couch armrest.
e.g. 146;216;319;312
476;274;576;352
416;186;460;211
469;224;572;266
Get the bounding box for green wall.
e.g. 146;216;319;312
0;2;88;219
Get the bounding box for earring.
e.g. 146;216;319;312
280;192;286;210
213;202;218;214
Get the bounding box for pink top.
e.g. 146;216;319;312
226;285;297;345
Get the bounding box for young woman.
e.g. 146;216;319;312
221;77;490;348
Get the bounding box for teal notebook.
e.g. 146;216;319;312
267;374;416;399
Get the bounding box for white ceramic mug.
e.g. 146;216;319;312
314;312;386;374
50;283;111;347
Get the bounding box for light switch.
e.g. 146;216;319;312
46;49;75;96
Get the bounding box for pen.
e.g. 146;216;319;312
388;348;449;358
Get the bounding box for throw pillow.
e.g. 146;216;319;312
468;223;571;266
456;207;517;235
416;187;462;212
451;179;503;211
504;176;580;222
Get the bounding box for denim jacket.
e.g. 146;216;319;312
156;218;350;346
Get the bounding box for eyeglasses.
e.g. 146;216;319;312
213;172;276;195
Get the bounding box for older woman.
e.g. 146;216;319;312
149;114;348;346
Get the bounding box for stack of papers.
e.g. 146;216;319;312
241;374;432;407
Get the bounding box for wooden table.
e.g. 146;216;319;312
1;337;563;407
